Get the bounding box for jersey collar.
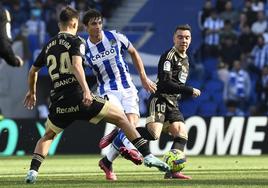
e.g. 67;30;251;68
87;31;104;48
172;46;187;58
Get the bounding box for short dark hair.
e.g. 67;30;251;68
82;9;103;26
59;6;79;25
174;24;192;34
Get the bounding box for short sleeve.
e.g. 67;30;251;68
33;48;46;67
70;38;86;57
115;32;131;50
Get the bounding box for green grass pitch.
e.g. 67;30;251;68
0;155;268;188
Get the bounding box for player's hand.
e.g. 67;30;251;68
23;91;36;110
141;77;157;93
82;91;93;106
192;88;201;98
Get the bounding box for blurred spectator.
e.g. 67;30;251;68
25;7;46;47
219;0;239;26
76;0;91;32
251;0;265;12
225;100;245;116
9;1;29;37
202;9;224;57
250;34;268;74
238;24;257;54
242;0;257;27
219;20;238;46
215;0;228;14
217;61;229;86
14;25;31;61
237;12;249;33
46;9;59;38
251;11;267;35
255;65;268;113
224;60;251;111
198;0;213;30
218;37;241;69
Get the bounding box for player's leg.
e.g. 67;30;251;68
98;93;122;149
88;96;169;172
100;102;169;172
163;111;191;179
116;95;143;165
99;91;142;180
136;96;165;140
169;121;188;151
25;118;62;184
99;89;139;149
98;93;125;180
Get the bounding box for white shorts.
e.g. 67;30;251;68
100;87;140;116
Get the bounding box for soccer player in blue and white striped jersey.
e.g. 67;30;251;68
82;9;157;180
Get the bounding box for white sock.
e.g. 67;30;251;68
122;137;136;150
106;145;119;162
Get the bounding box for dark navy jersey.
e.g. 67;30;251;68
34;32;86;102
156;47;193;97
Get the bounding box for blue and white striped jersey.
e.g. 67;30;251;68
85;30;135;95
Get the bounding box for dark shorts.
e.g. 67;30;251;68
146;94;184;125
48;93;109;130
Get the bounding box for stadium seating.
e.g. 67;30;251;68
197;101;218;117
204;79;224;94
180;99;198;117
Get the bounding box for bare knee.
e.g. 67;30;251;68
147;123;162;140
169;122;188;139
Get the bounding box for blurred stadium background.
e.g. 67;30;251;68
0;0;268;158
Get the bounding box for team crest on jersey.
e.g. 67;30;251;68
163;61;171;71
109;39;117;47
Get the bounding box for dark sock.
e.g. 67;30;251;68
102;156;112;169
30;153;45;172
136;127;156;140
132;137;150;156
171;137;187;151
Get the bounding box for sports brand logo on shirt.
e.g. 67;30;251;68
91;48;117;63
163;61;171;71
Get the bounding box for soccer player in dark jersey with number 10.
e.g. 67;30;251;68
136;24;201;179
23;6;169;184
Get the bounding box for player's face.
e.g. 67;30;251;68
173;29;191;53
87;17;103;39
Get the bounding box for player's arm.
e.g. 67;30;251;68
157;54;193;96
128;44;156;93
72;55;92;106
24;48;44;110
24;65;41;109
